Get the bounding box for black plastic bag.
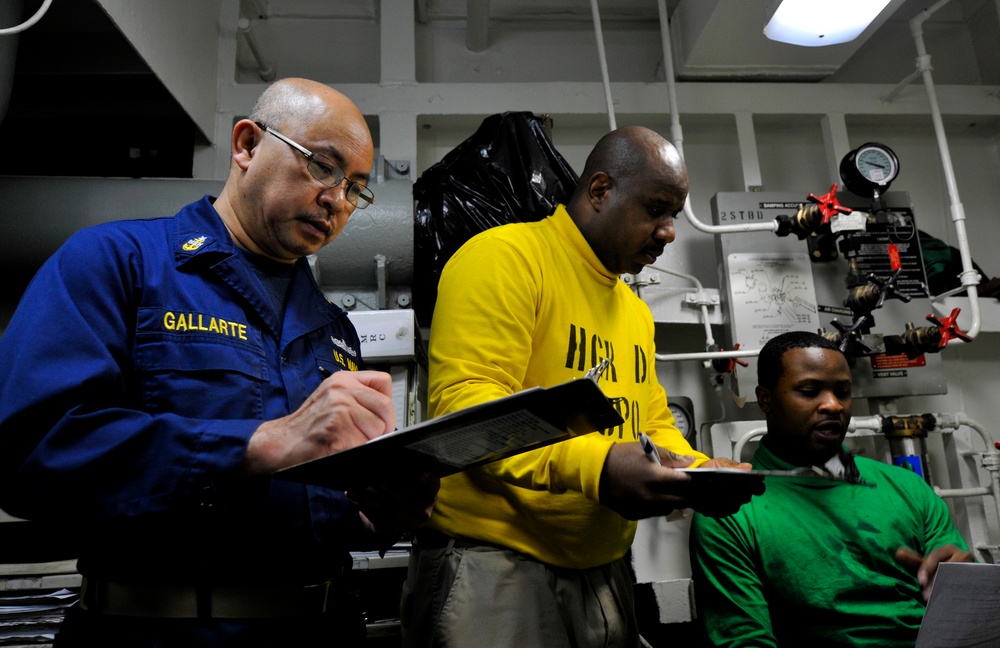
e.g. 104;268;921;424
413;112;579;326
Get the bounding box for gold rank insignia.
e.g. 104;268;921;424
182;236;208;251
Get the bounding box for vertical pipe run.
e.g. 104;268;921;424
656;0;683;153
909;2;982;339
655;0;778;236
589;0;616;131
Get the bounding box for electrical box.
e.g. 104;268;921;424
345;309;418;363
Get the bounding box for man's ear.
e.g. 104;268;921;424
756;385;771;415
586;172;612;211
231;119;258;171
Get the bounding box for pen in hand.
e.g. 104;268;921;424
638;432;661;465
318;365;399;432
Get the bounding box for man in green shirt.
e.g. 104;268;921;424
690;331;974;647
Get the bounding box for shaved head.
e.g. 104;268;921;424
248;78;370;144
571;125;687;203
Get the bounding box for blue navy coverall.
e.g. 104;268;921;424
0;197;369;646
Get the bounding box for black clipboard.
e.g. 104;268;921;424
273;377;625;490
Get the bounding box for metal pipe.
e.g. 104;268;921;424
655;348;759;363
375;254;388;310
958;415;1000;524
589;0;616;131
732;427;768;462
646;264;716;348
882;68;922;104
926;414;1000;538
850;416;885;432
237;18;276;82
0;0;52;35
936;486;991;498
656;0;683;153
655;0;777;235
908;1;982;339
938;414;996;453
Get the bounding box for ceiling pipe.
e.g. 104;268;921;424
237;17;276;82
907;0;982;341
656;0;777;235
589;0;616;131
649;0;768;367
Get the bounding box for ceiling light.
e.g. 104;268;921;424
764;0;894;47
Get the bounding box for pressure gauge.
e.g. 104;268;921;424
839;142;899;198
668;396;696;443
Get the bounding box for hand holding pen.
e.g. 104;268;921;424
243;367;396;476
598;435;696;519
638;432;695;466
600;435;763;520
638;432;661;464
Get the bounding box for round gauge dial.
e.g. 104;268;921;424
668;398;695;442
839;142;899;198
855;144;898;185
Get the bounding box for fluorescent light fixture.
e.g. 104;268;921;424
764;0;893;47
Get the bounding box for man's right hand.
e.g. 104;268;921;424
243;369;397;476
598;441;764;520
895;545;976;602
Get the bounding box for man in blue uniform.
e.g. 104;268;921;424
0;78;438;647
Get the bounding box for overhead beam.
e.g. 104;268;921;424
222;81;1000;117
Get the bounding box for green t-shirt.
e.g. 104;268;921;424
690;443;969;648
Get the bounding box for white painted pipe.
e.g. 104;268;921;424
732;427;768;463
237;18;276;82
655;348;759;363
908;2;982;340
589;0;616;131
0;0;52;35
936;486;991;498
645;264;716;348
655;0;777;235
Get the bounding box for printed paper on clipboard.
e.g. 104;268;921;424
273;377;624;490
675;467;874;486
915;562;1000;648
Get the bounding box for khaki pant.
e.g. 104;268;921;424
400;536;639;648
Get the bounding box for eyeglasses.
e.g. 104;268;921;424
255;122;375;209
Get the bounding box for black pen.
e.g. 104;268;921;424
318;365;332;379
638;433;661;464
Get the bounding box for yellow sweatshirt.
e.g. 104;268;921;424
427;205;708;569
